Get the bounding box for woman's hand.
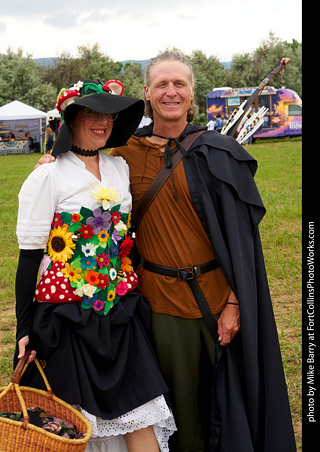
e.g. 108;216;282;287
218;290;241;346
18;335;37;363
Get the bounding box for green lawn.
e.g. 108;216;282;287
0;138;302;449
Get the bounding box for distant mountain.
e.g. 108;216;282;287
34;58;232;70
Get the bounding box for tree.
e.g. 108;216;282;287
76;43;123;82
0;48;56;111
118;62;144;99
189;50;227;124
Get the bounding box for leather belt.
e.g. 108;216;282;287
140;257;219;281
140;256;220;340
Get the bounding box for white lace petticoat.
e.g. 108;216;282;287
77;395;176;452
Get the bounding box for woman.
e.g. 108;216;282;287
15;79;176;452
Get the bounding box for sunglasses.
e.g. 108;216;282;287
81;109;118;123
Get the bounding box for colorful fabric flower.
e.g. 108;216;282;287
78;224;94;239
47;226;75;263
93;299;105;312
91;185;123;210
85;271;100;286
82;293;98;305
111;229;121;245
111;211;122;225
120;256;133;273
109;268;117;280
115;280;129;296
96;252;110;268
81;243;96;257
86;208;111;234
98;230;109;242
109;243;119;258
80;256;95;269
97;273;110;290
114;220;127;232
118;236;134;258
107;290;116;302
52;212;63;228
61;263;82;284
71;213;81;223
76;284;96;298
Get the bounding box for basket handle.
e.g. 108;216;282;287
6;351;55;430
11;350;32;384
11;350;54;395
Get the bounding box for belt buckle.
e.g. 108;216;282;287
177;265;201;280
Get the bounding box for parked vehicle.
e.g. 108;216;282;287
206;86;302;140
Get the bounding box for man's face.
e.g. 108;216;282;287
144;60;194;124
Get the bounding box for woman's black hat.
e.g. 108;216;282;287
52;80;144;157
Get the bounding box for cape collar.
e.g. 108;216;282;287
133;122;207;141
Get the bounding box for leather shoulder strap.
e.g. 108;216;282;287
134;130;205;229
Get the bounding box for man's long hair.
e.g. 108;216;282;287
143;50;199;123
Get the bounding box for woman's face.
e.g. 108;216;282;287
71;108;114;150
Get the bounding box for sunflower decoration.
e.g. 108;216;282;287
47;226;76;263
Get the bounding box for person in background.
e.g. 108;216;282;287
16;79;176;452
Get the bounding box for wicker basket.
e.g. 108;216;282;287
0;351;92;451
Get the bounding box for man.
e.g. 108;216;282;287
37;51;296;452
110;51;296;452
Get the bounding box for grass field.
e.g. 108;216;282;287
0;137;302;449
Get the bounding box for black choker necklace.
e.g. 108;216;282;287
71;145;99;157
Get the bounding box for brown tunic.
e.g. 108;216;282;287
110;135;230;318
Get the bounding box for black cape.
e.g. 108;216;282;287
135;123;296;452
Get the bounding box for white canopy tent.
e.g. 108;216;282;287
0;100;47;153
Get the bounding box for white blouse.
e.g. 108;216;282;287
16;151;132;250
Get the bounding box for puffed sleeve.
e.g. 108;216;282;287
16;165;58;249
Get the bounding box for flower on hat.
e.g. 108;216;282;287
47;226;75;263
71;81;83;91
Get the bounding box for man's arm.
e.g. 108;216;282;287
218;290;240;346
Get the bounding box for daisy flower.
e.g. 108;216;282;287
61;263;82;284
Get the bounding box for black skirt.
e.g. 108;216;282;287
20;292;169;420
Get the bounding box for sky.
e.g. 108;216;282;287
1;0;302;63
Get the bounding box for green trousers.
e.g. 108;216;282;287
152;312;219;452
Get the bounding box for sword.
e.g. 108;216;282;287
221;57;291;139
